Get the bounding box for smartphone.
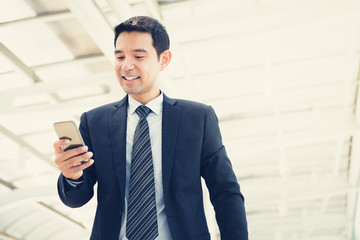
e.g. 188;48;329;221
53;121;89;162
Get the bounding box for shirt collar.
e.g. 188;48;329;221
128;92;163;116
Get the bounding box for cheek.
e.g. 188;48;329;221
114;62;122;72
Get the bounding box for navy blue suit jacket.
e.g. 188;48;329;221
58;94;248;240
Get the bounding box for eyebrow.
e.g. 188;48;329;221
114;49;148;54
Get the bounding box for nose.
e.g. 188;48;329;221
121;58;134;71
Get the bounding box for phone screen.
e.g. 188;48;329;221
53;121;85;152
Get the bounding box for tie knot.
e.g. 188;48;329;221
135;105;150;119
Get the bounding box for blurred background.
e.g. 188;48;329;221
1;0;360;239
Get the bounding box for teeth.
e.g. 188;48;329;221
124;76;139;80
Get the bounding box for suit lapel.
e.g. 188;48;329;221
162;94;181;202
109;94;180;204
110;95;128;200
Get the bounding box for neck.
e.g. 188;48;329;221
130;89;160;105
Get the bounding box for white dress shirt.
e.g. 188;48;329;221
119;93;173;240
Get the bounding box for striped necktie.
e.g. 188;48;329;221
126;105;158;240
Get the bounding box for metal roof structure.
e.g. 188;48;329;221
1;0;360;239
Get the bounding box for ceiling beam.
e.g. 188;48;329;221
164;0;360;44
65;0;114;63
1;207;36;232
348;58;360;240
354;61;360;123
242;174;352;210
0;10;73;27
247;185;358;210
227;130;358;160
0;231;22;240
0;186;55;213
260;37;289;178
250;232;346;240
30;53;106;70
37;201;86;229
21;218;59;239
0;125;56;170
0;71;120;115
144;0;162;19
0;43;63;103
333;136;345;177
0;43;41;83
248;213;347;230
105;0;133;21
349;62;360;240
0;53;107;76
0;188;89;237
0;178;17;190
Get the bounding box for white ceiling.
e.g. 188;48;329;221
1;0;360;239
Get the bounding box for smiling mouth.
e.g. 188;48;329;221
122;76;140;81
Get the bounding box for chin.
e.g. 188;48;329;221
122;87;142;95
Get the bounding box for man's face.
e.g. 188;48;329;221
114;31;170;103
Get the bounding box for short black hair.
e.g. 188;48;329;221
114;16;170;58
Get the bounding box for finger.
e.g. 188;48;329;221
53;139;71;154
74;159;94;171
63;151;93;168
62;145;89;161
65;159;94;178
54;146;87;166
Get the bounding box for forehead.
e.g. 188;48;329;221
115;31;154;51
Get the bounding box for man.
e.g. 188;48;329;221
54;16;248;240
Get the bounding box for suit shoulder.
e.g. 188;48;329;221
87;101;117;113
84;97;126;116
173;98;210;111
169;98;220;123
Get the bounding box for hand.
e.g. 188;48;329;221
53;139;94;180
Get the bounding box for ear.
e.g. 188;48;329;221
159;50;172;71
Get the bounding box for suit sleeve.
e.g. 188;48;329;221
200;106;248;240
57;112;97;208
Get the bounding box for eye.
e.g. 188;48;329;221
135;56;144;60
116;56;125;61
